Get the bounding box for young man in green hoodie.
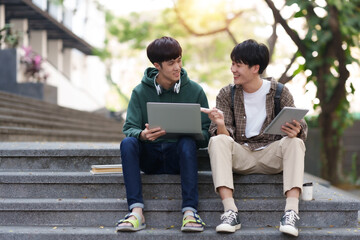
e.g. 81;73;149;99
116;36;211;232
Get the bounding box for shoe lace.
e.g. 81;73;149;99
284;211;300;226
220;210;237;225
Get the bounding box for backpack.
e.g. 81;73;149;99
230;82;284;116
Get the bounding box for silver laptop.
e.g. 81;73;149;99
146;102;204;140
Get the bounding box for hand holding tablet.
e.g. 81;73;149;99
264;107;309;135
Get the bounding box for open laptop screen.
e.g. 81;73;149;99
146;102;204;140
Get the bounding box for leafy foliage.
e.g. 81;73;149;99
278;0;360;183
0;24;21;48
94;0;265;108
289;0;359;126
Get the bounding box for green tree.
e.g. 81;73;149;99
93;4;152;110
264;0;360;184
94;0;250;106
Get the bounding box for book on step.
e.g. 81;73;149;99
90;164;123;174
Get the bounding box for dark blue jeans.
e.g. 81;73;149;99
120;136;199;213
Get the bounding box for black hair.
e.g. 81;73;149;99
146;36;182;64
230;39;269;74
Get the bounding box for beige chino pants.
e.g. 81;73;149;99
208;134;305;195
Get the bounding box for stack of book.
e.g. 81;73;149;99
90;164;123;174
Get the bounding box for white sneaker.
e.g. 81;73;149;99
279;210;300;236
216;210;241;233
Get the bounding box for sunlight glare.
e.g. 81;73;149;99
297;56;306;65
193;0;222;14
313;98;320;105
311;34;318;42
314;7;327;18
315;0;327;7
347;95;353;102
330;67;339;77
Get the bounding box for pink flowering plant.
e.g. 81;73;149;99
20;46;49;83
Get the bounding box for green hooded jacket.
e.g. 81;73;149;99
123;67;210;148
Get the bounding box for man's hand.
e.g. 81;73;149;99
139;123;166;141
201;107;229;136
281;120;302;138
201;107;224;126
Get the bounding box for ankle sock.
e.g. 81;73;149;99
222;197;238;212
285;197;299;214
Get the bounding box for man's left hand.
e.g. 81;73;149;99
281;120;302;138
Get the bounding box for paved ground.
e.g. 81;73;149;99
327;185;360;223
345;189;360;200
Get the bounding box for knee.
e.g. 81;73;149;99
208;134;232;150
290;137;305;148
178;137;196;150
282;137;306;152
120;137;140;152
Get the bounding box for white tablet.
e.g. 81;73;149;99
263;107;309;135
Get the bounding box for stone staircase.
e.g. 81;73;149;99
0;142;359;239
0;90;124;142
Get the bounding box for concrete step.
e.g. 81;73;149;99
0;226;359;240
0;142;358;236
0;188;358;228
0;91;125;142
0;115;122;134
0;100;116;126
0;127;123;142
0;107;122;129
0;142;210;171
0;171;283;199
0;143;207;171
0;91;115;122
0;142;120;171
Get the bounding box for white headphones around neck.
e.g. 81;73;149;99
153;73;181;95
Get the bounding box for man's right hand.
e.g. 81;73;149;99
139;123;166;141
201;107;225;126
201;107;229;136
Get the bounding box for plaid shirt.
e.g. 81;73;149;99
209;78;308;151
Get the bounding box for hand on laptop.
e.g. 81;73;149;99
139;123;166;141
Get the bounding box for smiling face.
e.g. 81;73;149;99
154;56;182;89
147;37;183;89
230;39;269;92
231;61;259;86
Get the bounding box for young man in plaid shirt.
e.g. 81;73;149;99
202;39;307;237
